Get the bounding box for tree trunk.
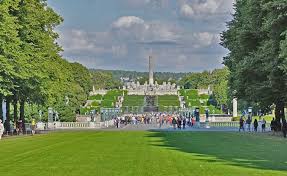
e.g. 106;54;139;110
0;95;3;121
275;100;285;131
13;95;18;123
6;97;11;131
20;99;25;131
275;100;285;121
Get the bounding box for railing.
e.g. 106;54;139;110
206;122;271;128
57;122;93;128
207;122;240;128
22;120;115;130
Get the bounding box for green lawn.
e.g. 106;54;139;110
0;132;286;176
122;95;144;107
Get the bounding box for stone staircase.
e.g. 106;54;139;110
143;95;159;112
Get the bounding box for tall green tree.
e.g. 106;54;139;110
221;0;287;120
0;0;22;122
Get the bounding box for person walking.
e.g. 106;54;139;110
191;117;195;127
271;118;276;135
239;117;245;132
261;118;266;132
177;117;182;130
159;116;163;128
31;118;36;136
246;117;251;132
172;117;177;130
0;119;4;140
183;118;186;129
282;119;287;138
116;118;119;128
253;119;258;132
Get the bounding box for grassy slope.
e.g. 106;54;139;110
122;95;144;107
0;132;286;176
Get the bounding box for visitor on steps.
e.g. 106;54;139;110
253;119;258;132
0;119;4;140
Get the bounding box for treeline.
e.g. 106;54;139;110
221;0;287;120
90;70;122;90
179;68;230;109
0;0;92;123
91;69;188;83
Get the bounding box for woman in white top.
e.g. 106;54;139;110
0;119;4;140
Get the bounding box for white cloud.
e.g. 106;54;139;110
179;0;235;19
193;32;219;48
57;29;112;55
112;16;179;43
58;15;226;72
180;4;194;18
112;16;145;28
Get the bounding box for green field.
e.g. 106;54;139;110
0;132;286;176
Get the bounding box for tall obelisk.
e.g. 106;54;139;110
149;56;154;85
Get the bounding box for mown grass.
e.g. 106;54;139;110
122;95;144;107
0;131;286;176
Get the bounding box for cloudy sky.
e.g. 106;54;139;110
48;0;235;72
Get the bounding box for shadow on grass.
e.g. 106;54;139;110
146;131;287;171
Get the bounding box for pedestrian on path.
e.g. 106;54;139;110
0;119;4;140
246;117;251;132
31;118;36;136
177;117;182;130
183;118;186;129
253;119;258;132
261;118;266;132
282;119;287;138
172;118;177;130
271;118;276;135
239;117;245;132
191;117;195;127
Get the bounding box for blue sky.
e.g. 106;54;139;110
48;0;235;72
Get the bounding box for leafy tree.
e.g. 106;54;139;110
0;0;22;122
211;68;230;108
221;0;287;121
91;71;122;90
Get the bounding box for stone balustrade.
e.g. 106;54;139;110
23;120;115;131
206;122;271;129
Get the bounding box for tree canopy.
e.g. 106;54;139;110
221;0;287;120
0;0;92;122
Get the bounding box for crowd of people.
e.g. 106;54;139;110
113;113;198;130
239;116;287;138
0;118;37;140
